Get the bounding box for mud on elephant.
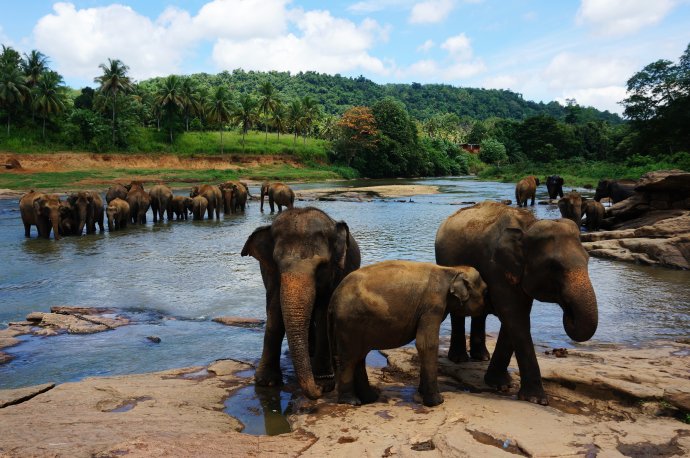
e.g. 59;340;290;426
19;191;63;240
329;260;487;407
515;176;540;207
260;182;294;213
241;207;361;400
435;201;598;405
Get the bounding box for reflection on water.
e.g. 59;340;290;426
1;178;689;389
224;383;294;436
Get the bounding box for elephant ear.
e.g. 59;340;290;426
491;227;525;285
33;196;45;215
333;221;351;270
449;272;470;302
241;225;276;270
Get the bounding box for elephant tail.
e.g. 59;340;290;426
327;303;339;380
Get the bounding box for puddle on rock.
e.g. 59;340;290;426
235;369;255;378
107;396;153;413
224;385;295;435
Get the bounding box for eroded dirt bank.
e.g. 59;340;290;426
1;336;688;457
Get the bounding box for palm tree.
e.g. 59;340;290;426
206;86;232;155
287;99;304;145
21;50;49;122
0;47;29;135
180;77;201;131
258;81;278;143
232;93;258;149
94;58;133;144
32;71;66;139
300;96;320;145
271;100;286;141
154;75;184;144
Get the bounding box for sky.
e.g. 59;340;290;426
1;1;689;114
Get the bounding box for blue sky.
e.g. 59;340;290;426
2;1;689;114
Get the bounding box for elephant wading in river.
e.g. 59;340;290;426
149;184;173;222
105;184;128;204
171;196;191;220
106;198;130;231
581;198;605;231
68;191;104;235
546;175;564;200
435;201;598;405
515;176;540;207
241;207;361;399
219;181;248;214
190;184;221;219
126;181;151;224
19;191;62;240
190;195;208;220
329;261;487;407
558;191;583;226
260;182;294;213
594;179;636;204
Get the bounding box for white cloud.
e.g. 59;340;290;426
440;33;473;60
482;75;518;90
417;39;435;52
193;0;289;40
348;0;413;13
576;0;678;36
401;32;485;81
556;86;627;113
409;0;455;24
544;52;636;90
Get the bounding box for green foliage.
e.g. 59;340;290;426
479;138;508;166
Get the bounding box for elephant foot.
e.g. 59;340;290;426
315;376;335;394
469;346;491;361
518;387;549;406
421;391;444;407
338;392;362;406
255;367;283;387
484;371;512;392
356;385;379;404
447;348;470;363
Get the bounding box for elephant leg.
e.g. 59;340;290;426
269;196;275;213
447;312;469;363
337;356;360;405
416;315;443;407
256;290;285;387
24;222;31;238
354;358;378;404
206;203;213;220
469;313;490;361
484;325;513;391
311;303;334;392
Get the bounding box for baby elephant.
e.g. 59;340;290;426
329;260;487;407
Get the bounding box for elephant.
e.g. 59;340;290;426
149;184;173;222
594;179;636;204
190;184;222;219
581;198;605;231
67;191;104;235
546;175;564;200
58;200;79;236
190;195;208;220
106;198;130;231
171;196;191;220
219;181;248;214
126;181;150;224
557;191;583;225
515;176;540;207
241;207;361;400
329;260;487;407
105;184;128;204
435;201;598;405
260;182;294;213
19;191;62;240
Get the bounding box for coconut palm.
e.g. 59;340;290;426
300;96;320;145
287;99;304;145
271;100;286;141
0;47;29;135
94;58;133;144
180;77;201;132
232;93;258;149
206;86;232;155
32;71;67;139
21;50;49;122
155;75;184;143
258;81;278;143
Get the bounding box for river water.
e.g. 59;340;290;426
1;177;689;391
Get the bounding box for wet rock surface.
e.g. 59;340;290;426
212;316;265;328
1;337;687;456
295;185;438;202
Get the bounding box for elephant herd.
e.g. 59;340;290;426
19;180;295;240
242;199;598;407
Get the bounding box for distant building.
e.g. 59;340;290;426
460;143;480;154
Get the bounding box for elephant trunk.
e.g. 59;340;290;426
77;205;87;235
561;268;598;342
280;271;322;400
50;208;61;240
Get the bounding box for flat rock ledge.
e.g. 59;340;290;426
212;316;265;328
296;184;439;202
1;338;688;457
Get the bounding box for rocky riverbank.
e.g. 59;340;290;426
1;335;688;457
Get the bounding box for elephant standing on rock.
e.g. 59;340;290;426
594;179;636;204
260;182;294;213
106;198;130;231
241;207;361;400
171;196;191;220
190;195;208;220
67;191;104;235
126;182;150;224
330;261;487;407
190;184;221;219
515;176;540;207
105;184;128;204
19;191;62;240
558;191;583;225
546;175;564;200
435;201;598;405
149;184;173;222
581;199;605;231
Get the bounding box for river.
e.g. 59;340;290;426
1;177;689;390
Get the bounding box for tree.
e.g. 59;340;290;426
300;95;319;144
180;77;201;132
206;85;232;155
94;58;133;144
155;75;184;143
32;70;67;139
334;106;378;165
21;50;48;122
479;138;508;166
271;100;286;141
258;81;278;143
287;98;304;144
232;93;258;148
0;45;28;135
